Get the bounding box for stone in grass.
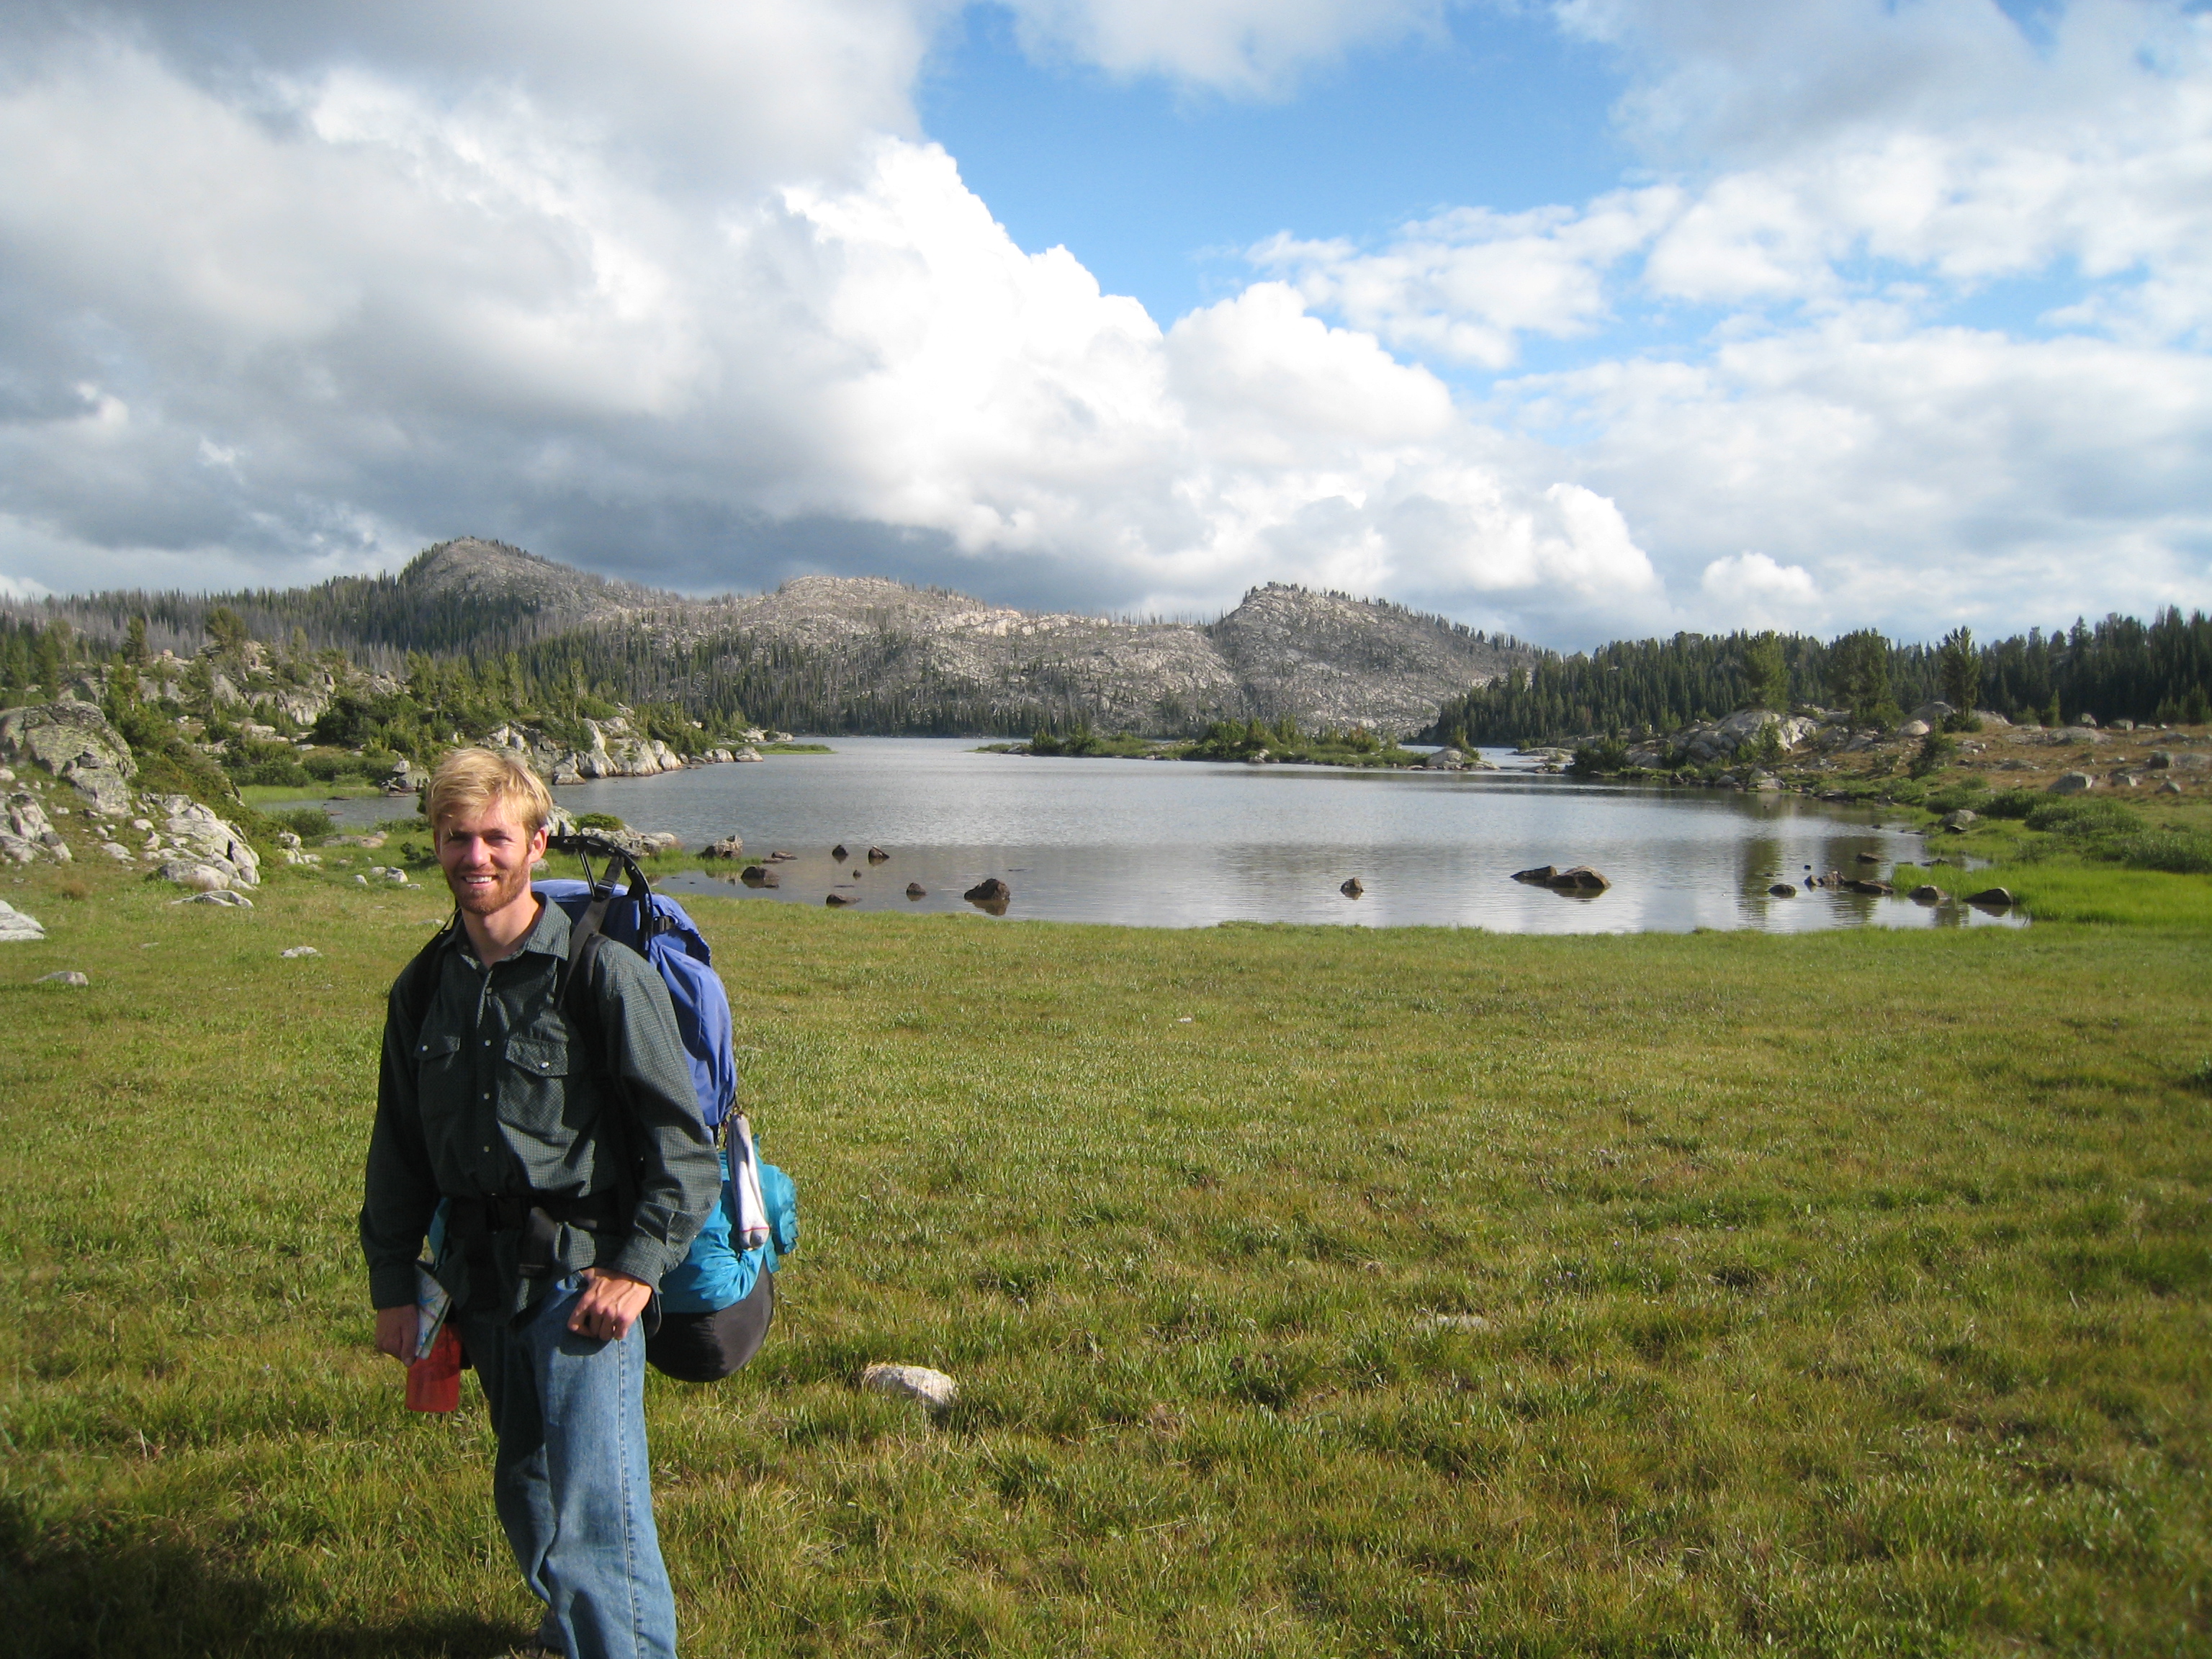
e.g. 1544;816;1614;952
280;945;321;958
2046;770;2096;796
37;969;89;986
0;899;45;941
860;1362;958;1409
1422;1313;1492;1334
172;889;253;908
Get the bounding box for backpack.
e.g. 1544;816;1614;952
399;832;797;1381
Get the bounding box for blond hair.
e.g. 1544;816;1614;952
424;747;553;836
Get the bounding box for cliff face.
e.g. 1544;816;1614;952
382;545;1531;737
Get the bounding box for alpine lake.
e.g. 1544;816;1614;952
327;736;2015;933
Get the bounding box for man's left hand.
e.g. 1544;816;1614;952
569;1268;652;1341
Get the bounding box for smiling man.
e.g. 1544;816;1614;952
361;748;720;1659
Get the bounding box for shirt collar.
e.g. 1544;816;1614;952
454;893;570;970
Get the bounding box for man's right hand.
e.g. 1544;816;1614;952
375;1305;419;1364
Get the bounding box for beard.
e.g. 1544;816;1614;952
446;857;535;917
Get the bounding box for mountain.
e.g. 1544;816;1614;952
10;538;1537;738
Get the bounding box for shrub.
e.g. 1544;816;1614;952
1909;732;1958;778
2025;799;2139;836
2101;832;2212;876
1570;739;1630;776
574;811;626;831
1982;788;2044;819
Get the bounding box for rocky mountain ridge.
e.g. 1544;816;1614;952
386;540;1534;736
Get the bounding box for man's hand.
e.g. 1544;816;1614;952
375;1304;419;1364
570;1268;652;1341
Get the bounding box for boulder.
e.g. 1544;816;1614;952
1549;866;1610;891
1899;719;1932;739
279;945;321;958
1909;885;1944;903
99;841;134;862
156;859;230;891
733;747;764;763
963;878;1011;904
1768;884;1797;897
1855;851;1883;863
906;882;927;898
739;864;771;885
1340;877;1364;898
36;969;89;986
149;795;261;886
173;889;253;907
1965;886;2015;907
0;703;136;804
1907;701;1955;729
832;843;850;860
1845;878;1894;896
701;835;746;859
1941;809;1978;830
824;892;858;907
867;846;889;863
2160;779;2184;794
1972;709;2012;727
1421;747;1466;770
0;899;45;941
860;1362;958;1410
767;850;796;862
1510;865;1556;885
2047;771;2096;796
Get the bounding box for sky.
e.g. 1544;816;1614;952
0;1;2207;650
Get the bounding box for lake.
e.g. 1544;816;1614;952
322;737;2016;933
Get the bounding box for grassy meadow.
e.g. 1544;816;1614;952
2;848;2210;1657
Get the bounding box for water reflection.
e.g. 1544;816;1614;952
327;737;2028;933
678;741;2036;931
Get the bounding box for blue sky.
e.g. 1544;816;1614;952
920;4;1630;328
0;1;2206;649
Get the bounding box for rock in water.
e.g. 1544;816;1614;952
1340;877;1364;897
860;1362;958;1409
832;843;850;861
1855;851;1882;863
1510;865;1556;884
906;882;927;899
739;864;770;885
825;892;858;907
0;900;47;940
701;835;745;859
1909;885;1944;903
1548;866;1610;892
1966;886;2015;907
37;969;89;986
1768;884;1797;897
963;878;1011;904
867;846;889;863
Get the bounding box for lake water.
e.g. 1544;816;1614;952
330;737;2020;933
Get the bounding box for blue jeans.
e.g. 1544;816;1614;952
460;1277;678;1659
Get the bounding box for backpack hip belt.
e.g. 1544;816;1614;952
446;1188;625;1280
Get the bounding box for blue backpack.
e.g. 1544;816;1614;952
408;834;796;1382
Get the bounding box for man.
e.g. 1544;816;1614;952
362;749;721;1659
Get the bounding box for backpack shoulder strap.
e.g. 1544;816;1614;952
395;912;461;1037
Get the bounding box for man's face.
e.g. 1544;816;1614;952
436;798;549;921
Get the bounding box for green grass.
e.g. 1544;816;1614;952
3;857;2210;1655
